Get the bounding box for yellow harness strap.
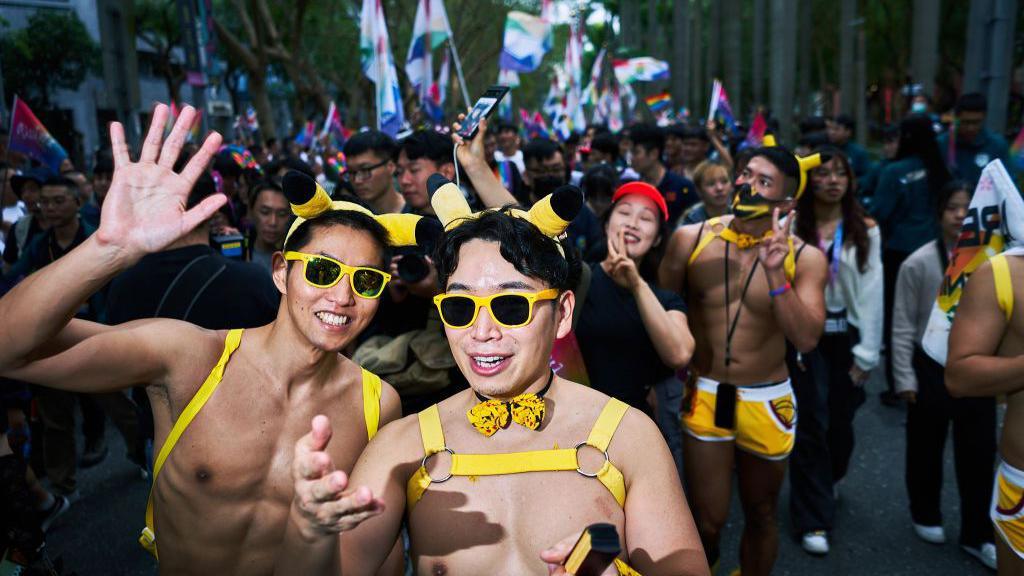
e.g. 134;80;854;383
991;254;1014;322
405;398;630;511
686;217;797;282
139;328;244;560
361;369;382;441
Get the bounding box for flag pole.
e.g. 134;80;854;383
446;36;472;110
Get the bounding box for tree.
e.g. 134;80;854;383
136;0;186;105
0;11;100;111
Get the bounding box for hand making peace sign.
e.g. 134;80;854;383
758;207;793;272
95;103;227;260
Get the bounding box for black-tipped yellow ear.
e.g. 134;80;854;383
795;153;824;199
283;170;333;219
526;185;583;237
428;173;473;231
762;134;777;147
374;213;439;248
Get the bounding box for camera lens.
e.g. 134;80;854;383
396;254;430;283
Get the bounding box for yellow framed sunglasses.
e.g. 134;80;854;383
283;251;391;299
432;289;559;329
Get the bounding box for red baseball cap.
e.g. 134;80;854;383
611;181;669;221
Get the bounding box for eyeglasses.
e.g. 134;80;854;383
283;251;391;299
433;289;559;329
349;159;391;181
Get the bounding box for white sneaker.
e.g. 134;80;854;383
961;543;997;570
913;523;947;544
801;531;829;555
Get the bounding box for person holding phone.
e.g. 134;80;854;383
575;182;694;413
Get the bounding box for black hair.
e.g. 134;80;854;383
881;123;899;141
667;123;709;142
832;114;855;131
494;121;520;136
590;133;620;163
250;179;286;206
283;208;391;267
42;176;80;198
565;132;581;146
955;92;987;114
795;146;871;272
629;123;665;157
523;138;563;165
343;130;398;161
213;150;243;179
896;113;951;197
749;145;800;197
798;132;830;150
800;116;827;136
435;208;581;293
934;180;970;269
581;163;619;215
589;123;610;136
93;149;114;176
399;129;454;166
186;173;217;210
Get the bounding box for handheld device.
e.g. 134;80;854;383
457;85;510;140
563;523;622;576
211;233;245;260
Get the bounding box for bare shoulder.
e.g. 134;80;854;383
377;377;402;425
161;323;242;391
794;238;827;269
865;217;878;229
362;410;427;467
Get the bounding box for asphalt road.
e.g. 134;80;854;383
42;375;995;575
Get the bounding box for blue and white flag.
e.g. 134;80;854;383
361;0;405;136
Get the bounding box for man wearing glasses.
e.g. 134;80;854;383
0;105;432;574
343;131;405;216
273;181;710;575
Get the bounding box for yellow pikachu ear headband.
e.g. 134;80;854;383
755;134;829;199
427;173;583;254
281;170;442;249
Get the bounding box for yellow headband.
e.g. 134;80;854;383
427;174;582;251
282;171;439;248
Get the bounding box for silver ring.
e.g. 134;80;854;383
421;447;455;483
574;441;609;478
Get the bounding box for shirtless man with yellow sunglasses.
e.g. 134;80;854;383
0;105;434;574
272;180;709;575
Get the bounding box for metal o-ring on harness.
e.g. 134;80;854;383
574;441;610;478
421;447;456;483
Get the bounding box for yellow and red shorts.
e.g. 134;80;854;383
992;459;1024;559
682;377;797;461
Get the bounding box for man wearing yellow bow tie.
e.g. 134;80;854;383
274;179;709;575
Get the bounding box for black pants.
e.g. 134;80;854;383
882;249;911;394
789;326;865;533
905;348;996;547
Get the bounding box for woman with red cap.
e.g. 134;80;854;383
574;181;696;413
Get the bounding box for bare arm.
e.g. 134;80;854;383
761;210;826;353
657;224;700;294
946;262;1024;397
0;104;224;373
452;117;518;208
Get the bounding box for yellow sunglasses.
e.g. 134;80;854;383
283;251;391;299
433;289;559;329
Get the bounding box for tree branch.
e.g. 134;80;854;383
212;17;261;72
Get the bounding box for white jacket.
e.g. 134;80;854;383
825;225;884;370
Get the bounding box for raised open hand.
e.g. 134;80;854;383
96;103;226;258
290;415;385;540
758;207;791;272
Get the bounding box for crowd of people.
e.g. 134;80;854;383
0;88;1020;576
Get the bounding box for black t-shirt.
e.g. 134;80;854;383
106;244;279;329
575;263;687;411
657;169;698;225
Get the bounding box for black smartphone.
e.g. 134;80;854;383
457;85;510;140
714;383;738;429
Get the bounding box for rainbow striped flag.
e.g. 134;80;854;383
644;92;672;113
8;96;67;173
707;79;736;132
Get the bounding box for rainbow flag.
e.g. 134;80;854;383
743;111;767;149
360;0;405;136
499;11;552;73
8;96;68;173
708;79;736;132
294;121;316;148
613;57;670;84
644;92;672;113
326;152;347;178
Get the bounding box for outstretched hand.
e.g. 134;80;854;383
758;207;791;272
96;103;227;259
290;415;385;540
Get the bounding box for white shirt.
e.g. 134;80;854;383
825;224;884;371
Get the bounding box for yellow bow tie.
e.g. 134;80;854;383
467;372;553;436
720;227;773;249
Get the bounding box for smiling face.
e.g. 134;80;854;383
273;224;384;353
442;239;573;398
606;194;662;260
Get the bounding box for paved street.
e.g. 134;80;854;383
44;375;995;575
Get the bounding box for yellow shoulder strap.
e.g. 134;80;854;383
140;328;244;559
406;405;446;510
687;217;722;266
586;398;630;507
784;237;797;283
991;254;1014;322
450;449;578;476
361;369;382;441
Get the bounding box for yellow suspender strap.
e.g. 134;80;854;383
139;328;244;559
586;399;629;506
361;369;382;441
406;405;446;510
451;449;578;476
614;558;643;576
991;254;1014;322
784;237;797;283
687;217;721;266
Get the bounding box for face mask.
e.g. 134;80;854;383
911;101;928;114
532;176;566;199
731;183;787;221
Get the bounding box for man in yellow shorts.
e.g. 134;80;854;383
948;248;1024;574
659;145;828;575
